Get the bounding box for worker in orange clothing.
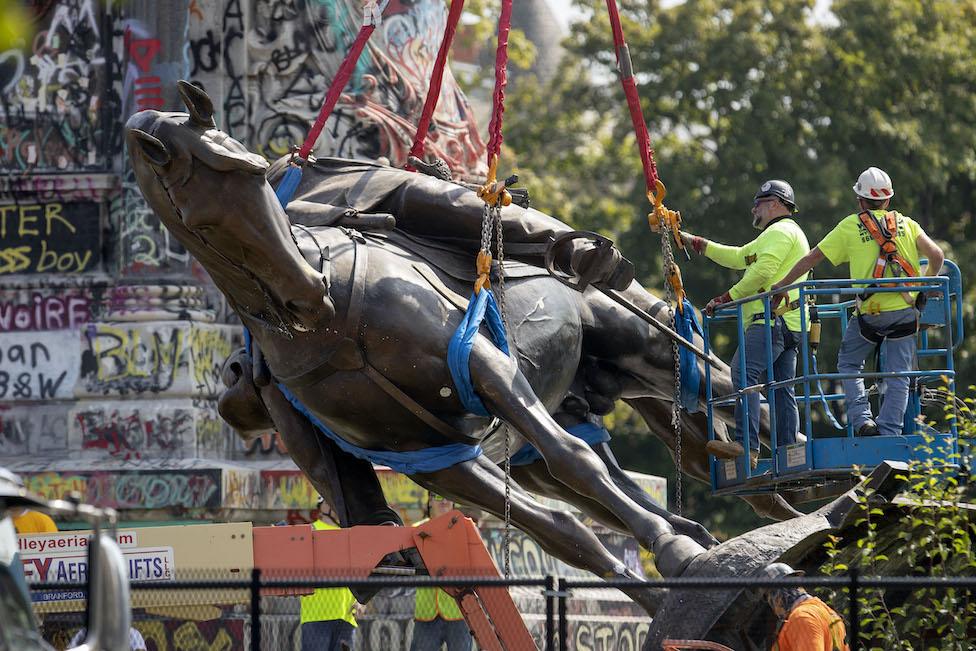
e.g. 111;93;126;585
759;563;849;651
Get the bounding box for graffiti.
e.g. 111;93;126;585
259;469;317;510
47;618;246;651
0;330;80;399
0;172;116;202
72;401;193;461
189;326;233;395
0;404;69;456
195;398;233;456
124;28;163;111
378;468;429;523
25;468;222;509
0;201;100;275
571;620;650;651
246;0;485;176
81;323;186;394
481;528;643;579
0;290;91;332
119;164;192;274
222;467;258;509
239;430;288;457
0;0;110;172
79;323;237;397
186;0;247;137
103;286;213;322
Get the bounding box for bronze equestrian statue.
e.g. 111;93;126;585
126;82;796;614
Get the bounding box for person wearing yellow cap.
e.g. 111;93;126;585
682;180;811;468
10;474;57;534
772;167;944;438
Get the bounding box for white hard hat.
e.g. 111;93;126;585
853;167;894;200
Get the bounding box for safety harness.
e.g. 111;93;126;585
857;210;918;309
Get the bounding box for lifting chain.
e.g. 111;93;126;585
476;154;515;578
660;224;683;516
648;180;684;515
494;201;513;579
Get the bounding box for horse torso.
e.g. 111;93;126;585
249;225;583;457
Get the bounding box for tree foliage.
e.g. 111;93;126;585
818;412;976;648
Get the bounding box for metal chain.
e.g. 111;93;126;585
492;203;513;578
660;225;683;516
480;203;493;254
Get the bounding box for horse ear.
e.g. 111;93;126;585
177;80;216;128
129;129;171;168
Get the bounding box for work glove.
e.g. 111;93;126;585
704;291;732;316
681;232;707;255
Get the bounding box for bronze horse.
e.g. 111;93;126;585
126;82;792;611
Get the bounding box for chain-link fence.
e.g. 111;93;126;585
30;572;976;650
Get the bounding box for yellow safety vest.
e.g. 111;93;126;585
413;517;464;621
414;586;464;622
299;520;358;626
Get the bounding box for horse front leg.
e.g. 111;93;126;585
510;444;718;549
468;339;705;574
410;456;666;616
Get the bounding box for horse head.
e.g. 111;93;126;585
125;81;334;334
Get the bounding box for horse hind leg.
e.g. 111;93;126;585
468;338;705;573
410;455;666;616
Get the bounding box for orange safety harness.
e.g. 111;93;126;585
857;210;918;309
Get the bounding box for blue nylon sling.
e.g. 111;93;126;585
447;288;511;417
676;298;703;413
509;421;612;467
243;329;482;475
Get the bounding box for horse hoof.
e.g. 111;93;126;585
653;534;707;577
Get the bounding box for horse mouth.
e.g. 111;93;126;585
283;293;336;333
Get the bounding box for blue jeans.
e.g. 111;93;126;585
837;307;917;436
730;319;799;451
301;620;354;651
410;618;472;651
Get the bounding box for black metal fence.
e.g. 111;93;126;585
30;572;976;650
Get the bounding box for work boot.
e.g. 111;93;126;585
706;439;745;459
857;420;880;437
569;243;636;291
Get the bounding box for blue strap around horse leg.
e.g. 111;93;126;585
675;298;703;413
510;421;612;466
447;289;511;417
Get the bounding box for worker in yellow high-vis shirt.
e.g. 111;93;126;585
773;167;944;439
300;497;361;651
682;180;811;469
410;495;473;651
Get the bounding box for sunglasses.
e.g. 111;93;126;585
753;197;778;208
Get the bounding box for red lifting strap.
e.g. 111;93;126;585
486;0;513;165
298;23;376;161
604;0;659;195
406;0;467;169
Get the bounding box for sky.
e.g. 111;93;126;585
547;0;836;31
